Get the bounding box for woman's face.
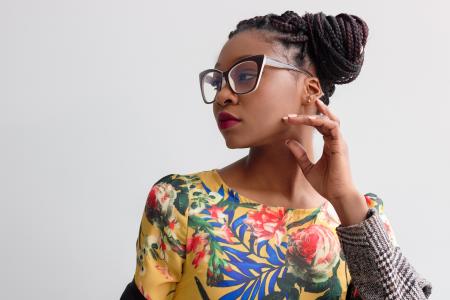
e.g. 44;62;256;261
212;29;320;149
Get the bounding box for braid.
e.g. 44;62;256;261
228;11;369;105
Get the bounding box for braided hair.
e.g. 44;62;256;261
228;11;369;105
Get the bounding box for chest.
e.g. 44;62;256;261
180;203;350;299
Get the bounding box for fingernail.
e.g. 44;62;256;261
287;114;297;118
282;116;288;121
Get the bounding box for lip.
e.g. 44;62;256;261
217;111;241;130
218;119;241;130
218;111;241;121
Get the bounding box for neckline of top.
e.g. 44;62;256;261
209;168;327;213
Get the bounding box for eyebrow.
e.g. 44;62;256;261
214;54;254;69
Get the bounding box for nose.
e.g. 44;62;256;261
215;77;239;106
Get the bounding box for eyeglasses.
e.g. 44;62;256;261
198;54;314;104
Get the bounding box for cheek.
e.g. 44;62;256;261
244;78;300;119
240;94;297;139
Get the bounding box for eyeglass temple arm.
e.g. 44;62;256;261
265;57;314;77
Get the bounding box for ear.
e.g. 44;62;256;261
303;76;324;102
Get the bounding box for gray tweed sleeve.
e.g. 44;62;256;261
335;207;432;299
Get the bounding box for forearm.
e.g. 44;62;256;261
336;208;432;299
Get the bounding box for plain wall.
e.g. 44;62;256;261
1;0;448;298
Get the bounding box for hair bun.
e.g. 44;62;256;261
302;12;369;86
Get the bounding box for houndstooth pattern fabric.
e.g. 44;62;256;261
336;208;432;299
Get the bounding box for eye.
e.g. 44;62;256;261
206;75;221;90
237;72;256;82
211;78;221;90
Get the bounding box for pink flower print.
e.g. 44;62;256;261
160;239;166;252
364;194;384;213
146;185;158;209
192;249;207;268
218;224;234;243
146;182;177;214
187;233;205;252
187;231;210;268
379;213;398;247
318;201;340;226
287;224;340;283
137;283;153;300
161;215;180;248
167;216;178;231
223;260;232;272
244;206;287;245
208;204;226;221
155;264;175;281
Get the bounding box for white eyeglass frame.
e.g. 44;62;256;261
199;54;314;104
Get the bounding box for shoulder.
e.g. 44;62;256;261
145;171;205;218
363;192;385;215
363;192;398;246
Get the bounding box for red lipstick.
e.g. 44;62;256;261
218;111;241;130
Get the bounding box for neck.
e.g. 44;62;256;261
240;135;316;199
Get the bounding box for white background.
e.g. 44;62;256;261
1;0;448;299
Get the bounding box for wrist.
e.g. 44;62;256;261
332;190;369;226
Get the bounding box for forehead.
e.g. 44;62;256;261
214;30;281;70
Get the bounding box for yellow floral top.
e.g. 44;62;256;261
133;169;397;300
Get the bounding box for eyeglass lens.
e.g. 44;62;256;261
201;60;259;103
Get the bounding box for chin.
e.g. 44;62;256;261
221;134;253;149
224;139;249;149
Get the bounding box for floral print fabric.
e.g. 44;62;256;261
133;169;397;300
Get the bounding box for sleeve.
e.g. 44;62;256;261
335;193;432;300
121;174;191;300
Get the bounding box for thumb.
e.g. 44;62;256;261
285;139;314;174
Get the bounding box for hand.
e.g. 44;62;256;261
282;98;368;223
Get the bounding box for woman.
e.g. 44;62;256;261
121;11;432;299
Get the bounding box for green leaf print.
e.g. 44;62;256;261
174;191;189;215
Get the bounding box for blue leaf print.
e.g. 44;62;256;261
219;283;246;300
266;244;282;265
242;279;257;300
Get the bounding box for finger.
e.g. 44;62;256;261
285;139;314;174
315;99;340;125
285;115;340;139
